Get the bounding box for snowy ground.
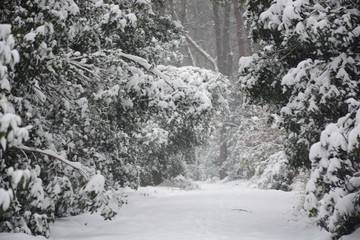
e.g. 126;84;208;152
2;181;360;240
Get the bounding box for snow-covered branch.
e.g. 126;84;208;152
119;52;175;91
341;103;360;128
186;44;196;66
14;145;90;179
223;122;239;127
185;34;219;73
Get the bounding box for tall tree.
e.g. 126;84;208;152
213;2;223;72
222;1;233;75
212;0;234;180
232;0;245;57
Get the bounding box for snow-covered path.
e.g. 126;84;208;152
48;181;339;240
5;181;360;240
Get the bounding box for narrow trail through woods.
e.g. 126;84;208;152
48;181;343;240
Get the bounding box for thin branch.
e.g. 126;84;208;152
14;145;90;179
342;104;360;128
186;44;196;66
185;34;219;72
223;122;239;127
68;60;99;78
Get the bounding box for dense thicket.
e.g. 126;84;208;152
0;0;227;236
239;0;360;238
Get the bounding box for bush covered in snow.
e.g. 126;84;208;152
305;102;360;239
252;151;295;191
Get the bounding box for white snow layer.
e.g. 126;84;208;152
2;181;360;240
83;172;105;193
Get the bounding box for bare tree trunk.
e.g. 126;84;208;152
157;1;166;16
222;1;232;76
168;0;175;20
180;0;187;24
220;3;232;180
212;2;223;73
212;1;230;180
232;0;245;57
152;153;167;185
152;170;162;185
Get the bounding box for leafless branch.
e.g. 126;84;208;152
185;34;219;72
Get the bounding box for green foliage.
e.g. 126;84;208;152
240;0;360;168
241;0;360;237
0;0;227;236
